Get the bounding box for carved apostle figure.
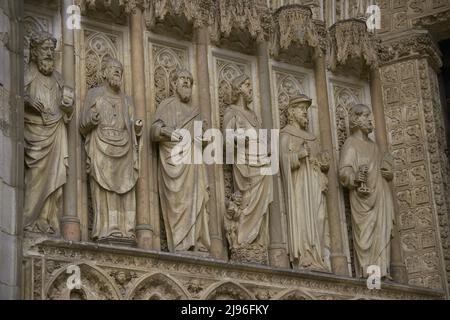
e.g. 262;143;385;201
24;31;74;234
223;74;273;264
80;57;142;244
339;104;394;278
280;95;330;271
150;68;210;253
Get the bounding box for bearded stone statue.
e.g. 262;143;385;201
23;31;74;234
80;57;142;245
150;68;211;254
280;94;331;271
339;104;395;279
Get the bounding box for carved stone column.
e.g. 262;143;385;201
314;53;349;276
195;27;226;260
130;6;153;250
257;41;290;268
60;0;81;241
370;66;408;284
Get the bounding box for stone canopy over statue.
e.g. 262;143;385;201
80;57;142;245
23;31;74;234
339;104;395;279
280;94;331;271
150;68;211;254
223;74;273;264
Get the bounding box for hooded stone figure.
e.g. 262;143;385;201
150;68;210;254
280;94;331;271
222;73;273;264
80;57;142;244
339;104;395;278
23;31;74;234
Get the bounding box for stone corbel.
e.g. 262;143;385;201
327;18;378;77
270;4;323;60
378;29;443;71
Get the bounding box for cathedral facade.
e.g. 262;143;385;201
0;0;450;300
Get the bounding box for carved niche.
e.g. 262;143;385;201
273;70;307;128
84;31;120;89
215;57;251;200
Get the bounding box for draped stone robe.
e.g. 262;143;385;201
151;97;210;253
81;86;140;241
339;136;394;277
280;125;330;271
24;63;71;233
223;105;273;248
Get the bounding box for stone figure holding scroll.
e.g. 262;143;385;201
280;94;330;271
80;57;142;244
24;31;74;234
223;74;273;264
150;68;210;253
339;104;394;278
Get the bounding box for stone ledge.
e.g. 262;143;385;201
23;239;445;300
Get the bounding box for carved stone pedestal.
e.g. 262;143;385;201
23;239;445;300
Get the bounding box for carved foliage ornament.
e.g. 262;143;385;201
327;19;378;74
270;5;321;58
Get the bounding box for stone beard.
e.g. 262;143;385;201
80;69;140;243
222;75;273;264
151;70;210;253
339;105;394;278
280;97;330;271
23;37;72;234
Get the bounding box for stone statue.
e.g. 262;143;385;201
23;31;74;234
339;104;394;278
80;57;142;245
150;68;210;254
280;94;331;271
223;74;273;264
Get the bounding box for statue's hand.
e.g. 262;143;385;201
381;168;393;181
25;94;44;113
91;111;100;126
134;119;143;136
356;164;369;183
298;143;310;159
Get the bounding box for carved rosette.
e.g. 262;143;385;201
327;19;378;76
270;5;321;58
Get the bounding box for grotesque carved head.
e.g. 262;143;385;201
30;31;57;76
231;74;253;105
286;94;311;129
349;104;374;134
102;57;123;92
170;68;193;103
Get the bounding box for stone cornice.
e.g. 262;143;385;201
378;29;443;70
411;8;450;28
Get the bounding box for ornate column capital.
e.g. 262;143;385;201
270;4;324;58
327;18;379;77
378;29;443;70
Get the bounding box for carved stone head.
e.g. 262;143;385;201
170;68;193;103
102;57;123;92
231;74;253;105
30;31;57;76
349;104;374;134
286;94;311;130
